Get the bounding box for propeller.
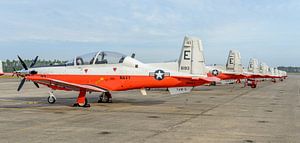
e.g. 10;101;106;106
16;56;40;91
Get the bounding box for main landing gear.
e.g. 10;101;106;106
98;92;112;103
46;89;113;107
210;81;217;86
246;79;257;88
73;89;90;107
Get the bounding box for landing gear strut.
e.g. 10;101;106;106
73;89;90;107
48;91;56;104
247;79;257;88
210;81;216;86
98;92;112;103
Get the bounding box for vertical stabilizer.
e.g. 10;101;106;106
178;36;205;75
226;50;243;72
259;62;268;75
248;58;259;73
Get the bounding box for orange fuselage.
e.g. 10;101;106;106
28;74;209;91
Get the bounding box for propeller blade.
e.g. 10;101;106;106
33;82;39;88
17;55;28;70
17;78;26;91
30;56;39;68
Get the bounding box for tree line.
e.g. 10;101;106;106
1;59;67;72
278;66;300;73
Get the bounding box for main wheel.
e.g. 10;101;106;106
98;94;103;103
103;93;110;103
47;96;56;104
98;93;111;103
74;98;90;107
79;98;89;107
210;81;216;86
251;84;257;88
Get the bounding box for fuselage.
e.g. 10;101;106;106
27;57;209;91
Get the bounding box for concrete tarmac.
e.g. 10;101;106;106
0;75;299;143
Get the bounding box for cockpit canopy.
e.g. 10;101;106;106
66;51;127;66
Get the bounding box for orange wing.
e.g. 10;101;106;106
26;76;108;92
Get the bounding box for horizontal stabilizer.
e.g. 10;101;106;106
168;87;193;95
204;77;221;82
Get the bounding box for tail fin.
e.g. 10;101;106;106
225;50;243;72
269;67;275;75
248;58;259;73
0;60;3;73
259;62;269;75
274;68;279;76
178;36;205;75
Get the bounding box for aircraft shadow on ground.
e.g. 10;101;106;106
0;96;166;108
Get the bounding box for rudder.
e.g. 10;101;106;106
226;50;243;72
178;36;206;75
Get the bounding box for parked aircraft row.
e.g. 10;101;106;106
0;36;287;107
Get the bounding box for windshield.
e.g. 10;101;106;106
95;51;126;64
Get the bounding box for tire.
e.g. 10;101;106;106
251;84;257;88
47;96;56;104
210;81;216;86
98;94;103;103
103;93;109;103
76;98;89;107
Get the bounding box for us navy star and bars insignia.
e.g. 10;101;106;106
149;69;170;80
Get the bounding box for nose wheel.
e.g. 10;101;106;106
47;91;57;104
98;92;112;103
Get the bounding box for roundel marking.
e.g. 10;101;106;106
154;69;165;80
212;69;219;76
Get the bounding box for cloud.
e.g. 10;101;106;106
0;0;299;66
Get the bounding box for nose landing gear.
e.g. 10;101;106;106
47;91;56;104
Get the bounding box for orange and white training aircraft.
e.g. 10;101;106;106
206;50;247;85
11;43;218;107
243;58;287;88
0;61;3;76
150;36;287;89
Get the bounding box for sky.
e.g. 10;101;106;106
0;0;299;67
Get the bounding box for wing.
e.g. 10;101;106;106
26;76;108;92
